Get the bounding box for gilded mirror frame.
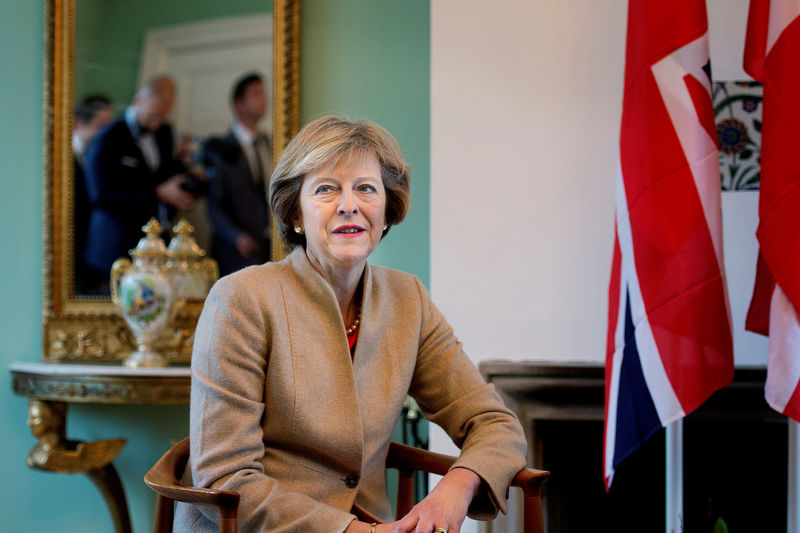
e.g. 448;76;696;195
42;0;300;363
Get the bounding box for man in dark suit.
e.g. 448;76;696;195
72;94;113;294
203;72;272;276
83;76;196;292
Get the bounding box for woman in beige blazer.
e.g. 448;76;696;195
175;116;527;533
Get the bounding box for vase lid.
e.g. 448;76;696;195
129;218;169;259
167;218;206;259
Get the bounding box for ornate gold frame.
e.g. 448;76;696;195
42;0;301;363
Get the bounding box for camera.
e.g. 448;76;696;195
180;174;209;196
178;135;209;197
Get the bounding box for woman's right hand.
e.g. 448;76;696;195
370;467;481;533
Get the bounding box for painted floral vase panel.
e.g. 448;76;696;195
712;81;762;191
118;272;173;333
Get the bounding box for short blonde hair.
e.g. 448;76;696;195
269;115;411;248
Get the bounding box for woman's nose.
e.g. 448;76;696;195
337;190;358;215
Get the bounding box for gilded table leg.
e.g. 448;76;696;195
86;464;132;533
25;400;131;533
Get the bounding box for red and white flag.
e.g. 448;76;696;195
604;0;734;490
743;0;800;422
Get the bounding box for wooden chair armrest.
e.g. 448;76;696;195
143;437;239;520
386;441;457;476
387;442;550;489
512;467;549;533
511;467;550;496
144;477;241;515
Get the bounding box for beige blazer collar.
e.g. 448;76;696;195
284;246;379;363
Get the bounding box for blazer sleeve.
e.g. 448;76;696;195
189;277;357;532
407;277;528;520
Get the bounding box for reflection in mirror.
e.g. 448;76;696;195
72;0;274;298
41;0;298;363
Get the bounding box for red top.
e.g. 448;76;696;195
347;323;360;353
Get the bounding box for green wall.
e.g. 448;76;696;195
0;1;429;531
0;0;43;523
302;0;431;285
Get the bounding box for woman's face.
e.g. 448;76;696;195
296;153;386;276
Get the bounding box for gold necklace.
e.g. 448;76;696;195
345;312;361;336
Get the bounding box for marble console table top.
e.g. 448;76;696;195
9;361;191;404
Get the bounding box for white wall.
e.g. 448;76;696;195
430;2;764;527
431;0;624;366
431;0;765;368
708;0;768;367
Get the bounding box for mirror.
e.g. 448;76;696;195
42;0;299;363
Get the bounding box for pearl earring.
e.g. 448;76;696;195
294;226;304;234
383;225;388;231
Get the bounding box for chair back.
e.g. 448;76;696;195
146;438;548;533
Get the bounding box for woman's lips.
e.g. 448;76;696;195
333;225;366;236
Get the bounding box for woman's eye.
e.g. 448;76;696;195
315;185;334;194
358;184;376;193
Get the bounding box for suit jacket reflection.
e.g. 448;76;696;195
82;117;177;276
174;247;528;532
203;132;271;276
73;154;95;292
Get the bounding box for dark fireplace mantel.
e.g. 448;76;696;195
480;361;787;533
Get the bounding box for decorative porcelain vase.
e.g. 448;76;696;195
167;219;219;301
110;219;182;368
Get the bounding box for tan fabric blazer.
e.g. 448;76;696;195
174;247;527;532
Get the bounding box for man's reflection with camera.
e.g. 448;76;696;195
83;75;198;294
202;72;272;276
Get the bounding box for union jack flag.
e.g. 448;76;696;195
744;0;800;422
603;0;735;490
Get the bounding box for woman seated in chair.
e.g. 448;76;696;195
175;115;527;533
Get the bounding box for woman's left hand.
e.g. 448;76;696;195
391;467;481;533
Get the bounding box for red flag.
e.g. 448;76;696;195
744;0;800;422
604;0;734;489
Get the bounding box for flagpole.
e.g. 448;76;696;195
666;419;683;533
790;419;799;533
